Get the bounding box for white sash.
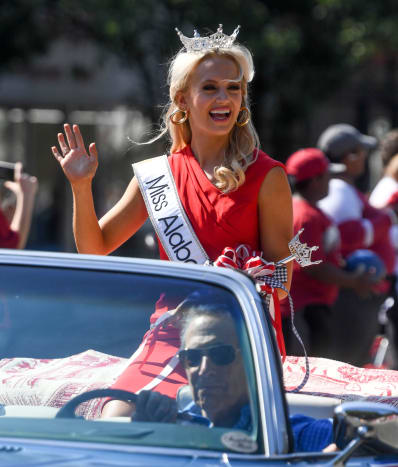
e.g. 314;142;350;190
133;155;209;265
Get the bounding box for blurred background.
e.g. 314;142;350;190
1;0;397;256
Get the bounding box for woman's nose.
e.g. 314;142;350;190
215;88;228;102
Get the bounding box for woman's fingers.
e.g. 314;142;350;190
64;123;77;149
57;133;69;155
73;124;86;149
3;180;16;191
58;124;91;157
52;124;97;182
14;162;23;180
51;146;63;163
88;142;98;160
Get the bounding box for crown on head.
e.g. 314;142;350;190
175;24;241;53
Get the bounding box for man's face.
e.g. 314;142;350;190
342;147;367;178
313;170;330;201
182;313;248;427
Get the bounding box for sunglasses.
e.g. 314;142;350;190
178;344;236;367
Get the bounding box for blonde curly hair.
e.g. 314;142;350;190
150;44;260;193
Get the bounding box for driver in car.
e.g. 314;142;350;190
130;295;336;452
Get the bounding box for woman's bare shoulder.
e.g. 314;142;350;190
260;165;290;196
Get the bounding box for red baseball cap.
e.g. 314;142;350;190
286;148;345;183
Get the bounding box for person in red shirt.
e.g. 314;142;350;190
316;124;397;366
317;124;395;279
0;162;38;249
281;148;377;357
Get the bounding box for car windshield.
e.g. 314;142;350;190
0;261;260;454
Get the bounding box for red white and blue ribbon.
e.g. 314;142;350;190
213;244;287;359
213;244;310;392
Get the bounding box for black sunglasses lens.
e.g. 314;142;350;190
179;346;236;367
180;349;202;367
209;345;235;365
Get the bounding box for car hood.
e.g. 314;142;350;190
0;438;236;466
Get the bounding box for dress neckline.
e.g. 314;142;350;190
182;145;225;195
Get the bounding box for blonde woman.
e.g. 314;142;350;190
52;25;293;417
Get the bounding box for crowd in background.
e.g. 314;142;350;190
282;124;398;369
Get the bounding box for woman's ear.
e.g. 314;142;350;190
175;91;187;110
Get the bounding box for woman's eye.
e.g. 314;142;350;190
203;85;216;91
228;85;241;91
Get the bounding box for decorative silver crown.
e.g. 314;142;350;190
175;24;241;53
277;228;322;268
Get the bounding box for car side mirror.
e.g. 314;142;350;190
329;401;398;466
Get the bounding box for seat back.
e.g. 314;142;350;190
286;393;341;419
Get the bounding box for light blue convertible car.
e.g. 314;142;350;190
0;248;397;466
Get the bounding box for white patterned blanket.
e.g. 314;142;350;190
0;350;126;419
284;356;398;406
1;351;398;419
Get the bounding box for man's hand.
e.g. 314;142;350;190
323;443;338;452
132;390;177;423
350;269;383;298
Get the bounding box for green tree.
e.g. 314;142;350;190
57;0;398;158
3;0;398;159
0;1;58;68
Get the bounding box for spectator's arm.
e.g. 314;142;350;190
304;262;379;297
4;163;38;249
362;201;392;244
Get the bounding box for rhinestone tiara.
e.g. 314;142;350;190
175;24;241;53
287;228;322;268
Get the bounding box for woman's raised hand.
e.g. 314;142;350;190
52;124;98;185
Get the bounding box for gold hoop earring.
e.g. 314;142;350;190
170;108;189;125
236;107;250;127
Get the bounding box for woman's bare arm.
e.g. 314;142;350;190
258;166;293;299
98;177;148;254
52;124;148;255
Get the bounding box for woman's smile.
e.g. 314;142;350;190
209;107;232;122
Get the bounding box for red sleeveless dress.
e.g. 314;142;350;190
110;145;284;397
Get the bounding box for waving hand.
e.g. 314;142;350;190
52;124;98;184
